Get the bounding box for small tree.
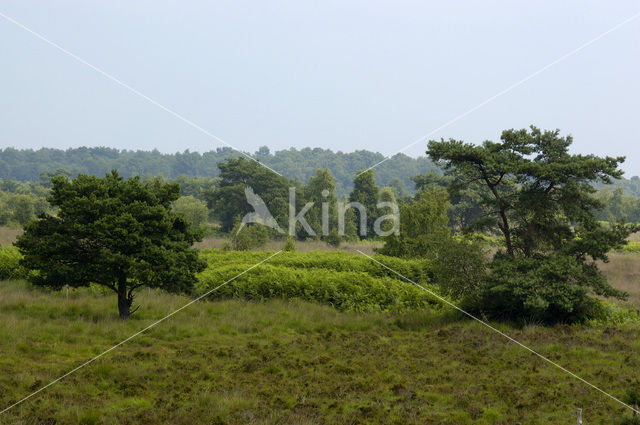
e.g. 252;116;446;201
229;221;269;251
349;170;380;238
378;187;451;258
15;171;206;319
304;168;339;239
172;195;209;233
378;187;486;297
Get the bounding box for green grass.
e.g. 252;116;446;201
1;280;640;424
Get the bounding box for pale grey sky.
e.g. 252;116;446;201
1;1;639;176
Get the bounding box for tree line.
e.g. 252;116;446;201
2;154;640;231
0;146;436;195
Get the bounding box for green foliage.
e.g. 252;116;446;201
197;248;436;311
15;171;205;319
229;223;269;251
386;177;408;199
211;157;292;232
428;127;639;322
0;245;27;280
613;386;640;425
586;302;640;326
2;146;639;200
172;195;209;233
283;236;296;252
324;229;341;247
171;174;218;201
378;188;487;299
625;386;640;407
413;170;484;231
433;238;487;299
475;253;613;323
349;170;380;237
199;250;434;283
378;187;451;258
618;241;640;253
196;250;439;312
0;191;49;227
4;279;640;424
0;146;439;196
595;187;640;223
612;416;640;425
301;168;339;240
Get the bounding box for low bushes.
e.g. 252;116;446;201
0;245;26;280
618;241;640;253
200;250;434;284
196;250;441;312
469;253;625;324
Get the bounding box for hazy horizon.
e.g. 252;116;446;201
1;1;639;176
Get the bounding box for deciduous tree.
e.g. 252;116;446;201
15;171;206;319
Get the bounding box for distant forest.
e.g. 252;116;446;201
0;146;440;195
1;146;639;196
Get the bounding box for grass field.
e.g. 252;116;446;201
2;228;640;423
1;275;640;423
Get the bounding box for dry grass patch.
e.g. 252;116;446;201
0;226;21;246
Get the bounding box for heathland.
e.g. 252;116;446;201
1;240;640;424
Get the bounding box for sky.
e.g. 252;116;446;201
1;1;639;176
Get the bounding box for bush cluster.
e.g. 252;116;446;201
0;245;27;280
196;250;441;312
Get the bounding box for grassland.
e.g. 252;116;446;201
2;272;640;424
2;227;640;423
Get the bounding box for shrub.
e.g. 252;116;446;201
434;238;487;299
172;195;209;232
378;187;450;258
197;265;438;312
0;245;26;280
586;302;640;326
324;230;341;247
199;250;435;284
472;253;613;324
283;236;296;252
230;224;269;250
196;250;441;312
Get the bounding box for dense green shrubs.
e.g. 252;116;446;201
196;250;440;312
0;246;26;280
200;250;434;283
471;253;622;324
228;223;270;251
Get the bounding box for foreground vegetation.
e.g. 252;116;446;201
1;280;639;425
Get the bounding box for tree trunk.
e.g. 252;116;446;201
499;210;514;257
117;278;131;320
